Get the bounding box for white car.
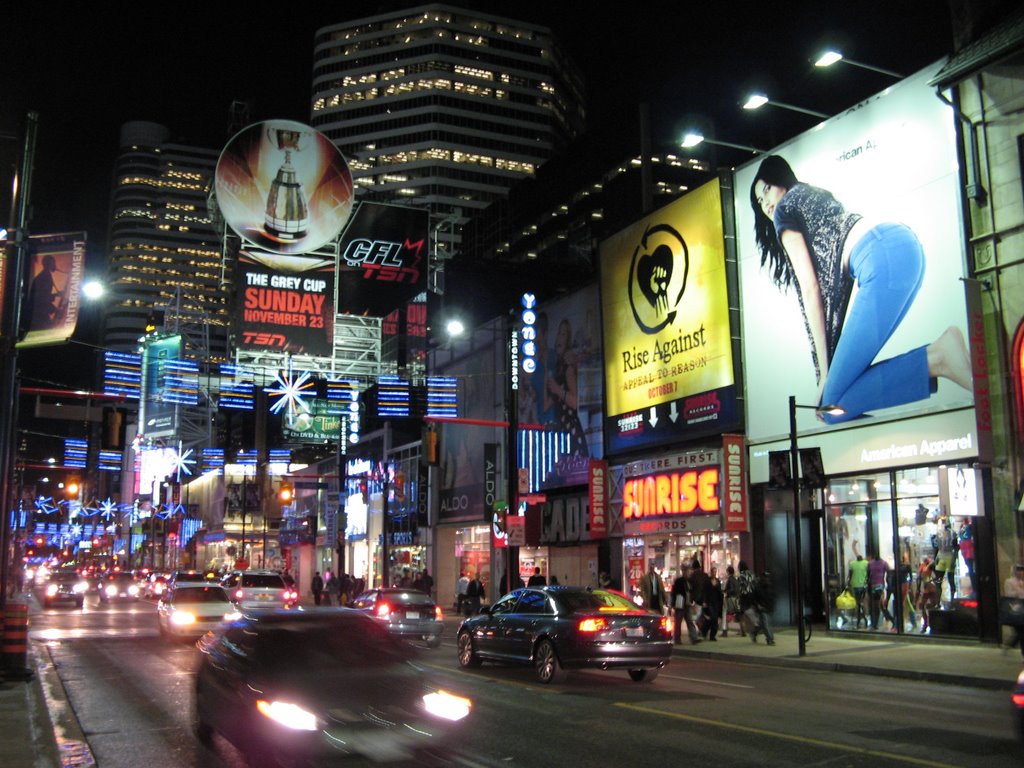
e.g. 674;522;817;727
157;585;240;640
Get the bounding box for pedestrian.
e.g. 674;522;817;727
326;571;341;606
639;562;667;615
705;570;724;642
412;570;426;592
689;559;712;638
527;566;546;587
1000;563;1024;658
670;565;697;644
322;570;334;606
598;571;612;589
338;572;352;606
311;571;324;606
750;570;776;645
917;563;940;634
465;572;484;616
737;561;756;637
399;567;411;588
421;568;435;598
456;571;469;613
723;565;741;637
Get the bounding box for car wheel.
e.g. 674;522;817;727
628;668;660;683
534;639;567;684
426;634;442;649
457;631;481;668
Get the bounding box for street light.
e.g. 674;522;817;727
743;94;828;119
788;395;845;657
680;132;763;155
814;50;902;79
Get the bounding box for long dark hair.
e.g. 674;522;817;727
749;155;799;290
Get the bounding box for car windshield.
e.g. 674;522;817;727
257;620;411;671
50;572;81;582
241;574;284;589
380;590;434;606
556;589;641;613
173;587;230;604
108;573;133;583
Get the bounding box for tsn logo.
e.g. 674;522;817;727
242;332;287;347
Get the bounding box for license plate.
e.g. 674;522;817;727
405;611;420;620
625;627;644;638
257;594;272;601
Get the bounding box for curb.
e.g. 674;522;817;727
669;646;1014;691
31;640;97;768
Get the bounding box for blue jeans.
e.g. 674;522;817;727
821;223;933;424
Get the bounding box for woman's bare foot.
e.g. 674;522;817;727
927;326;973;391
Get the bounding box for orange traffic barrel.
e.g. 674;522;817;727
2;601;33;681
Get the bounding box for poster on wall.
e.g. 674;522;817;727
214;119;353;255
734;62;973;442
518;283;604;490
234;249;335;356
599;179;738;455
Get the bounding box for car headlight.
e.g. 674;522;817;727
256;699;319;731
128;585;140;596
105;585;117;596
170;610;197;625
74;582;88;594
46;584;58;596
422;690;471;721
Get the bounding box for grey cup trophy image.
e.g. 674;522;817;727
264;127;309;240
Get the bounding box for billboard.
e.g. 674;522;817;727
734;62;972;441
140;335;182;440
18;232;86;348
235;249;335;356
214;120;353;255
518;283;604;490
599;179;738;454
337;202;429;317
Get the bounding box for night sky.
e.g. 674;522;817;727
3;1;955;384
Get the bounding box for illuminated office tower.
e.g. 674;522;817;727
104;121;228;360
311;5;586;245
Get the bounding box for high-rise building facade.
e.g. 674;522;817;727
104;121;228;359
310;4;586;228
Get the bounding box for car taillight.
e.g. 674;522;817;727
435;605;444;620
376;603;391;618
284;590;297;601
578;617;609;633
1012;692;1024;708
660;616;674;636
234;588;244;600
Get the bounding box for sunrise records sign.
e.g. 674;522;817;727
599;178;739;454
337;203;428;317
235;250;334;356
215;120;354;255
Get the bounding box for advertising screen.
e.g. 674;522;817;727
337;202;429;317
599;179;737;454
140;335;182;440
214;120;353;255
734;62;972;441
235;250;335;356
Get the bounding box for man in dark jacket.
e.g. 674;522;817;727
751;570;776;645
688;559;713;639
671;565;698;644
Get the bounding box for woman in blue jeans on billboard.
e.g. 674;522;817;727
749;155;972;423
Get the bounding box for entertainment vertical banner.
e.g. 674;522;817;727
18;232;86;348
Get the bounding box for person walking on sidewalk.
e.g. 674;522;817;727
867;552;895;630
640;562;667;615
722;565;741;637
704;569;724;641
1001;563;1024;658
311;571;324;606
750;570;776;645
671;565;698;644
738;561;757;637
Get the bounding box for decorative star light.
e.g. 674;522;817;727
35;496;59;514
70;523;82;539
98;498;118;521
170;441;196;482
266;362;315;418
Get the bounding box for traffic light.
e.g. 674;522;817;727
278;481;294;504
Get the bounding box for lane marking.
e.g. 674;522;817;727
663;673;754;689
615;702;963;768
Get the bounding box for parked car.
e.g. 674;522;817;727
194;609;471;766
42;570;88;609
99;572;141;603
220;570;297;610
350;588;444;648
157;585;240;640
457;586;673;684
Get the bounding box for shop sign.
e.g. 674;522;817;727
589;460;607;538
623;466;720;519
541;495;591;543
721;434;748;532
623;513;721;536
506;515;525;546
623;448;719;477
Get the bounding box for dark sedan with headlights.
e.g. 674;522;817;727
457;586;673;684
194;609;472;767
